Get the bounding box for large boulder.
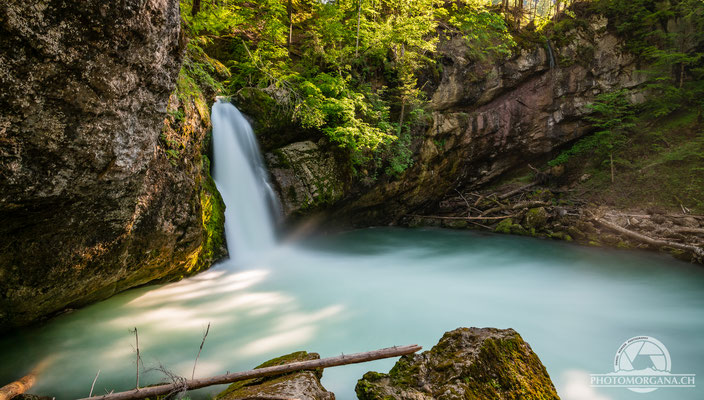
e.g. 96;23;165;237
356;327;559;400
216;351;335;400
0;0;224;329
266;141;346;216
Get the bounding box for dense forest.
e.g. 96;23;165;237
175;0;703;185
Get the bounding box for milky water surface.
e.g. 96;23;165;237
1;228;703;400
1;102;702;400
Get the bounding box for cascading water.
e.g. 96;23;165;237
0;102;703;400
211;100;280;262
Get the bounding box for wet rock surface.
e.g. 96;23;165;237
0;0;223;329
266;140;346;216
356;327;559;400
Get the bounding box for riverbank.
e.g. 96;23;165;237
406;185;704;264
402;108;704;264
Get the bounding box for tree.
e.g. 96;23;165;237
549;90;636;183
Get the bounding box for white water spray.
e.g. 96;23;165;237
211;100;279;262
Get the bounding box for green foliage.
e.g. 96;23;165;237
178;0;521;176
384;130;414;176
194;155;227;273
591;0;704;119
550;89;635;166
447;1;516;59
572;109;704;213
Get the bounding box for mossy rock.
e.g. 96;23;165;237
524;207;549;230
444;219;469;229
266;141;346;216
216;351;334;400
495;218;529;235
548;231;573;241
356;327;560;400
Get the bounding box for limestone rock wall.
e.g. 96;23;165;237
265;141;346;216
269;16;646;225
0;0;224;329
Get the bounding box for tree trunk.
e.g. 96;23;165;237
0;358;53;400
191;0;201;17
594;217;704;258
355;0;362;57
77;345;422;400
610;152;614;183
398;99;406;136
0;374;36;400
532;0;538;22
517;0;523;26
287;0;293;52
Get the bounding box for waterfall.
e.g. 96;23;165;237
211;100;279;262
545;39;556;69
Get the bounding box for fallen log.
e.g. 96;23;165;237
0;374;36;400
673;227;704;235
498;182;538;200
0;358;53;400
407;214;516;221
78;345;422;400
593;217;704;258
604;212;704;220
480;201;548;217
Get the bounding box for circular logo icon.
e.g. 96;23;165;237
614;336;671;393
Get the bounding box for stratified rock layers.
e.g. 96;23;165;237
267;16;645;224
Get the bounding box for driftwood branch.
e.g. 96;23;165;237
77;345;422;400
0;358;53;400
0;373;37;400
192;322;211;380
129;328;140;390
89;370;101;398
604;212;704;220
480;201;548;217
498;182;538;200
408;214;516;221
594;217;704;258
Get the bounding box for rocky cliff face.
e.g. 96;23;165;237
0;0;224;329
268;16;646;225
266;141;346;216
356;327;559;400
342;16;645;224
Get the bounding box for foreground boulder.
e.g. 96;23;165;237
356;327;559;400
216;351;335;400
